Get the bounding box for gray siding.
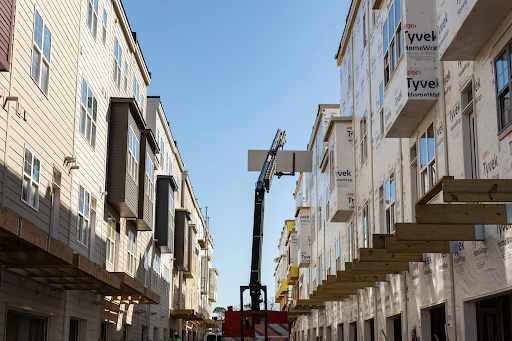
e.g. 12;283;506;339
155;176;175;253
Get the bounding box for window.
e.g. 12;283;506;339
380;82;385;137
335;236;340;270
383;0;402;86
164;266;170;296
312;265;317;285
101;9;107;44
360;112;368;164
133;76;140;103
124;62;128;91
31;10;51;95
154;253;161;289
127;231;137;275
385;174;396;234
127;127;139;183
143;250;149;286
145;153;154;200
326;249;331;275
363;204;369;248
348;222;354;261
77;186;91;247
106;215;115;265
329;137;335;190
307;268;310;295
495;42;512;132
318;254;322;283
80;78;97;148
419;123;436;196
363;15;366;48
21;146;41;210
113;37;122;88
87;0;98;37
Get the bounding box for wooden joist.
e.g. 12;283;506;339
416;204;508;224
331;281;377;288
310;294;350;301
395;223;484;241
443;179;512;202
416;176;454;204
372;234;393;249
314;287;359;294
358;248;424;262
349;261;409;273
335;273;388;282
386;238;450;253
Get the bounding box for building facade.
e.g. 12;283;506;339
277;1;512;341
0;1;218;340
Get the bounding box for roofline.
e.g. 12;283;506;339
113;0;151;85
323;116;353;142
307;104;341;151
335;0;362;66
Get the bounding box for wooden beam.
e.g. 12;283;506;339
395;223;483;241
310;294;350;301
373;234;393;249
386;238;450;253
351;261;410;272
416;204;508;225
315;287;358;294
416;176;454;204
443;179;512;202
331;282;376;288
359;248;424;262
335;273;388;282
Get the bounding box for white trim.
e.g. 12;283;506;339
21;145;41;211
31;6;52;97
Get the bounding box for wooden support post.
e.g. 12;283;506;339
358;248;424;262
372;234;392;249
395;223;484;241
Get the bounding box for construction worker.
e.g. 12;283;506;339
175;333;182;341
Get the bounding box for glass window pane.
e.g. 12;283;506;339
420;133;427;167
78;216;83;241
31;49;41;81
430;162;436;187
30;183;38;207
94;0;99;12
41;62;49;94
87;89;93;115
383;20;388;49
92;98;97;121
385;179;390;205
496;53;509;92
395;0;401;26
43;26;51;62
79;187;84;213
81;79;87;107
80;108;86;134
24;148;33;175
379;82;384;109
427;124;435;161
85;192;90;217
34;11;43;48
421;170;428;195
22;177;29;201
398;26;403;57
91;125;96;148
32;157;40;182
501;91;511;129
389;5;394;41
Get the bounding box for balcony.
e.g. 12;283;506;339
155;175;179;253
295;207;311;267
437;0;512;60
379;0;439;137
107;98;147;219
209;268;218;302
135;129;159;231
287;266;299;285
323;117;354;222
174;208;191;271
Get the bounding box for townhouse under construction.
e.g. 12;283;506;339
274;0;512;340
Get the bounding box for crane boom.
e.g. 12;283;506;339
249;129;287;311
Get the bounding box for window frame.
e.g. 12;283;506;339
77;185;91;247
113;37;122;88
21;145;41;211
385;173;396;234
106;215;116;265
101;9;107;44
127;127;139;183
494;42;512;136
31;8;52;96
363;203;369;248
145;153;154;200
154;252;161;290
87;0;99;38
383;0;403;86
127;230;137;276
418;123;436;196
348;222;354;261
79;78;98;148
143;250;149;286
360;112;368;164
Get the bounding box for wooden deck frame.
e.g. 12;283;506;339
395;223;484;241
358;248;424;262
443;179;512;202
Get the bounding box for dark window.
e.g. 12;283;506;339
430;306;446;341
393;315;402;341
6;311;48;341
69;319;79;341
495;43;512;132
477;294;512;341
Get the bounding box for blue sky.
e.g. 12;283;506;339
122;0;350;311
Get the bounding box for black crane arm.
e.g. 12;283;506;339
249;129;286;311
